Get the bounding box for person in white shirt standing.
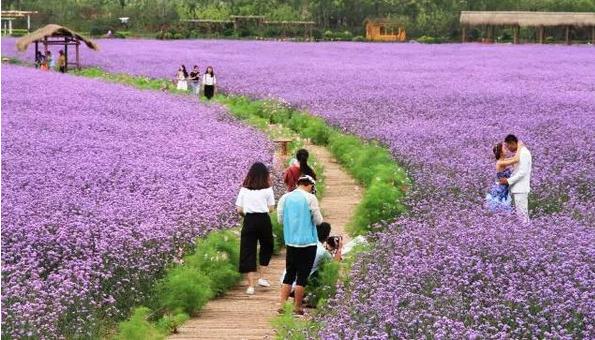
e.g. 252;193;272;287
202;66;217;100
500;134;532;222
236;162;275;295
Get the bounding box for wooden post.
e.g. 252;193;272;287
75;40;80;70
592;25;595;45
461;25;466;43
27;15;31;32
538;26;544;44
565;25;570;45
8;19;12;35
64;40;68;72
513;25;520;44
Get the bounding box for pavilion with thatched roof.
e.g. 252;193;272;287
16;24;99;71
460;11;595;44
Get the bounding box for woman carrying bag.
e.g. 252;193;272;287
236;162;275;295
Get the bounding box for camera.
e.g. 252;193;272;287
327;235;342;250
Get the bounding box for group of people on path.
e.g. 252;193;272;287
35;50;66;73
235;149;348;315
234;134;532;315
174;65;217;100
485;134;532;222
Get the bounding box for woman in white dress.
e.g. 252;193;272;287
176;65;188;91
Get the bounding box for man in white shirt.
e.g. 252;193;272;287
500;134;532;222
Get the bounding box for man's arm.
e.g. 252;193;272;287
308;194;323;226
507;149;531;186
277;194;286;224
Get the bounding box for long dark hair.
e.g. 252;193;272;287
181;65;188;78
493;142;503;160
242;162;271;190
206;66;214;76
296;149;316;180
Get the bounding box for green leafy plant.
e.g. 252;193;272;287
116;307;164;340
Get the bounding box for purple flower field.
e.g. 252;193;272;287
1;65;272;337
3;38;594;337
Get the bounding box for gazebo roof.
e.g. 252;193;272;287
460;11;595;27
16;24;99;52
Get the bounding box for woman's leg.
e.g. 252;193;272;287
257;215;274;280
239;218;258;289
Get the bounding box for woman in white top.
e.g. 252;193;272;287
176;65;188;91
235;162;275;295
202;66;216;100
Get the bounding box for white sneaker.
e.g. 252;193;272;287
257;278;271;287
246;286;255;295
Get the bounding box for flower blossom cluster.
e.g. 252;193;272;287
3;39;594;337
1;65;272;337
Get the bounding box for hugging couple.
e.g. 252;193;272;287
486;134;532;222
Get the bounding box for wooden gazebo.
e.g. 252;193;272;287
460;11;595;44
364;18;406;42
16;24;99;71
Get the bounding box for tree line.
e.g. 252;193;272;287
4;0;595;40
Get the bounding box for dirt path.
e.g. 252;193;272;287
169;144;363;339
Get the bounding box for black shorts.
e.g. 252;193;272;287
283;245;317;287
239;213;274;273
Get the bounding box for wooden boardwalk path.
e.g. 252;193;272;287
170;144;363;339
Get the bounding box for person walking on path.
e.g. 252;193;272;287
189;65;201;98
499;134;532;222
202;66;216;100
277;175;323;315
284;149;317;192
57;50;66;73
235;162;276;295
176;65;188;91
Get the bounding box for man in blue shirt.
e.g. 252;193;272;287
277;175;323;314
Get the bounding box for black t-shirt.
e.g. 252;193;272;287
189;71;200;82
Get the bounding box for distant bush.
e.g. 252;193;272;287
163;32;173;40
352;35;365;41
340;30;353;41
323;30;334;40
417;35;445;44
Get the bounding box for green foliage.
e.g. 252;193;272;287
183;230;241;296
352;35;365;41
116;307;164;340
305;260;341;307
270;303;313;340
9;0;595;40
155;311;189;334
271;213;284;254
417;35;445;44
156;266;214;315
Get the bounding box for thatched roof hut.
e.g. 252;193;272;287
459;11;595;44
460;11;595;27
16;24;99;71
16;24;99;52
